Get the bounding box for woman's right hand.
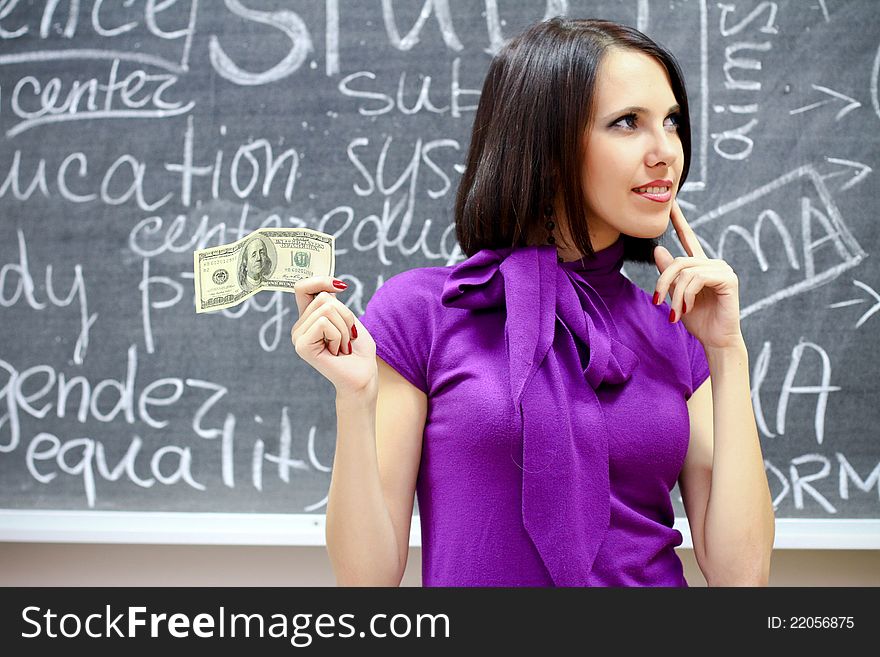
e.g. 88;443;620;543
291;276;378;396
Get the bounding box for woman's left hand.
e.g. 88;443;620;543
653;200;743;350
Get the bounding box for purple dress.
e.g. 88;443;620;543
358;235;710;587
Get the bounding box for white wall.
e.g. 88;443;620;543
1;544;878;586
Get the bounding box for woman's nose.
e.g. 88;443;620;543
645;129;679;167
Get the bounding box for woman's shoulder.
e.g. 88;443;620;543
383;263;453;286
370;264;452;306
359;264;454;334
358;265;454;391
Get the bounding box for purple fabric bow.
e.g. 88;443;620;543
440;243;640;586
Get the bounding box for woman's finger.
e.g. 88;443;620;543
668;267;697;323
294;291;358;344
678;271;703;319
294;304;351;355
293;276;348;317
295;316;341;358
656;256;700;305
669;200;708;260
295;291;336;329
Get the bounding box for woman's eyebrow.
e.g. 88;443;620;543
602;104;680;120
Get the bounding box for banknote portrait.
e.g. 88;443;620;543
194;227;333;313
238;235;275;292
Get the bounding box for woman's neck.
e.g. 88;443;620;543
525;217;585;262
526;216;622;261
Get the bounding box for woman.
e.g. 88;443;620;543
291;17;775;586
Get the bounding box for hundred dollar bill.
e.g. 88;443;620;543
193;227;335;313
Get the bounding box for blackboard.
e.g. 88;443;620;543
0;0;877;548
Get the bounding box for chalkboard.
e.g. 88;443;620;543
1;0;878;548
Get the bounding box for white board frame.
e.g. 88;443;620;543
0;510;878;549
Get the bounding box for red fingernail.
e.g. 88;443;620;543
333;279;347;289
652;291;659;305
351;324;358;339
669;308;676;323
346;343;352;355
682;300;687;314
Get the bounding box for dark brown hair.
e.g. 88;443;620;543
454;17;691;263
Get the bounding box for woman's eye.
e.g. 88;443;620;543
611;112;681;131
612;113;638;130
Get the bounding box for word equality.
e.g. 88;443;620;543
0;345;329;508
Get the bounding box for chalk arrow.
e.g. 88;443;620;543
827;280;880;329
820;157;873;191
789;84;861;120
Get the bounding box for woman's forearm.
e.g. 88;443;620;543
325;386;402;586
704;344;775;586
702;339;776;585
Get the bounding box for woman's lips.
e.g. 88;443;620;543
632;188;672;203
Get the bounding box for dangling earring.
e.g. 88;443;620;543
545;203;563;263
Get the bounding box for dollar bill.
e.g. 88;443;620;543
193;228;335;313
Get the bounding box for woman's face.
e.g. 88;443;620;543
580;47;684;251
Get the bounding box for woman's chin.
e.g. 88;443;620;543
628;223;668;240
649;216;672;238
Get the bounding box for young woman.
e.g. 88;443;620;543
291;17;775;587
